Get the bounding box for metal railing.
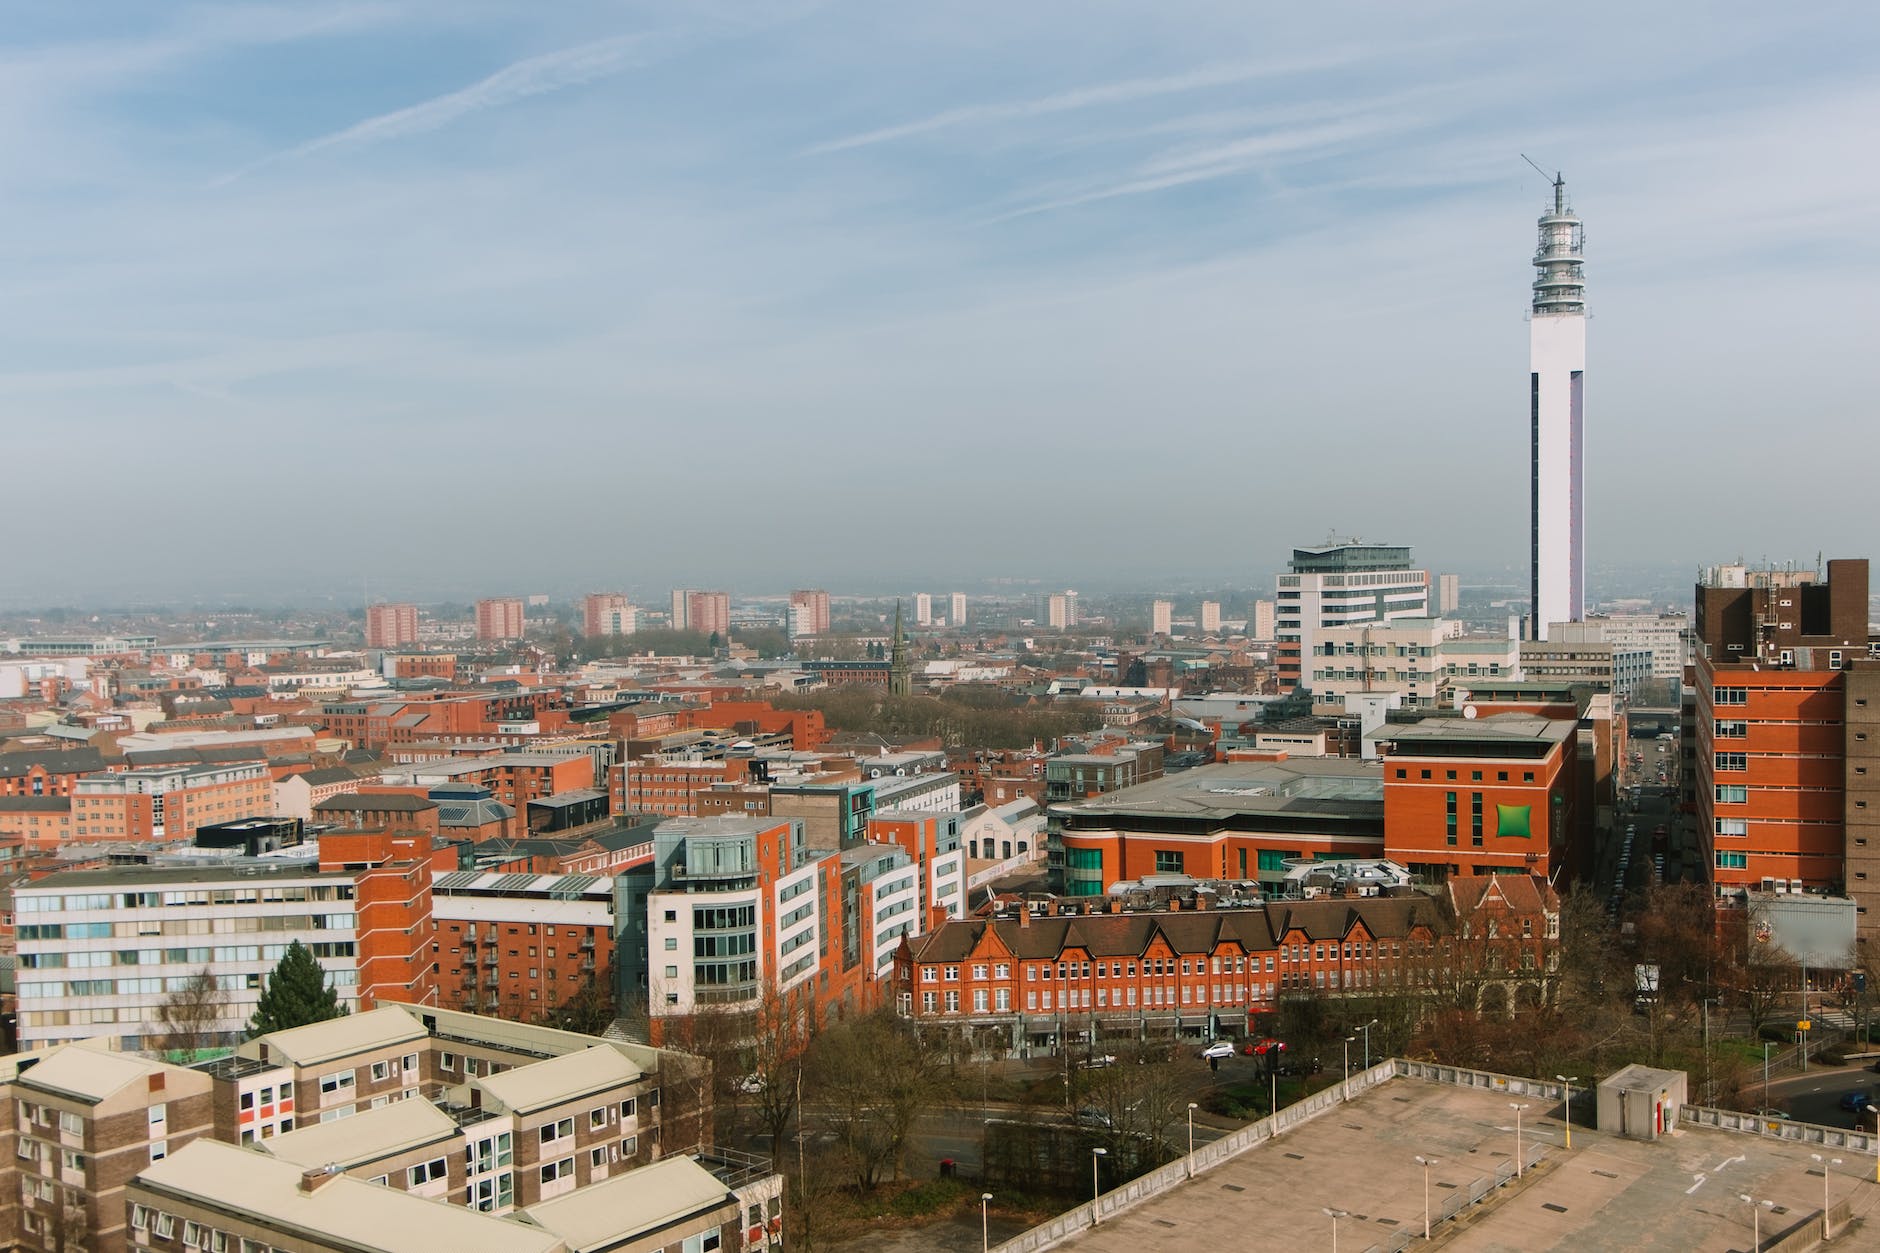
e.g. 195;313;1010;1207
989;1059;1550;1253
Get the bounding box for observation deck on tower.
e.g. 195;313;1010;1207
1531;174;1585;316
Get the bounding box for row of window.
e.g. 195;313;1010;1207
131;1206;273;1251
19;884;351;912
1397;768;1540;783
921;944;1414;986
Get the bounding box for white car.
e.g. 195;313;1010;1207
1199;1041;1235;1060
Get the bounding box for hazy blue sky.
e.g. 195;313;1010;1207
3;2;1875;605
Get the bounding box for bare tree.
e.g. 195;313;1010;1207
150;968;228;1059
809;1011;943;1191
745;980;812;1152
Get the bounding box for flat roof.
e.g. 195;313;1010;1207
1375;714;1575;746
1052;759;1383;822
135;1140;563;1253
252;1006;429;1068
478;1045;641;1115
260;1098;459;1169
520;1155;732;1251
1028;1066;1880;1252
19;862;346;891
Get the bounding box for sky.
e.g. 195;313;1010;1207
3;1;1876;606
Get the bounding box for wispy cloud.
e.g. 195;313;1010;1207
984;113;1426;222
804;48;1383;155
218;32;647;182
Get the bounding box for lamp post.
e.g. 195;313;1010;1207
1869;1105;1880;1185
1556;1075;1579;1151
1323;1207;1349;1253
1090;1147;1107;1226
1810;1155;1841;1239
1343;1035;1357;1101
1415;1155;1439;1240
1509;1102;1531;1178
1763;1041;1772;1112
1738;1193;1774;1251
1360;1019;1378;1069
1187;1102;1198;1176
980;1193;993;1253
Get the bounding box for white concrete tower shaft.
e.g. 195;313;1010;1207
1529;173;1585;641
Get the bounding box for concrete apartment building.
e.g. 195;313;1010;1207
581;593;636;638
914;592;933;626
677;591;730;639
1557;612;1690;681
70;762;272;843
1690;560;1880;929
1151;600;1173;637
1199;600;1222;634
618;815;920;1029
1252;599;1276;642
1438;572;1461;613
1046;591;1079;630
787;588;831;637
13;834;440;1052
475;598;526;642
1306;618;1520;715
1275;541;1430;691
1522;631;1653;702
950;591;968;627
365;604;420;650
3;1041;215;1253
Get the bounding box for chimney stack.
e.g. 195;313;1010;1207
299;1164;343;1194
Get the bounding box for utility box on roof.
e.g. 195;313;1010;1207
1597;1064;1686;1141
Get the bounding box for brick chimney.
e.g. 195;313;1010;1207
299;1164;343;1194
1018;903;1031;928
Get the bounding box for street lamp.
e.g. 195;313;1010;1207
1509;1103;1531;1179
1343;1035;1357;1100
1556;1075;1579;1151
1322;1207;1349;1253
1738;1193;1774;1251
1870;1105;1880;1185
1415;1155;1439;1240
1090;1147;1107;1225
1186;1102;1199;1176
1810;1155;1841;1240
981;1192;993;1253
1360;1019;1378;1069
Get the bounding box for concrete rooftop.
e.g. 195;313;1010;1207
1036;1072;1880;1253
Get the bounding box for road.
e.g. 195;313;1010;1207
1763;1060;1880;1129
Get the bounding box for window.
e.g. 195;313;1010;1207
994;963;1010;979
540;1117;574;1146
590;1107;608;1129
1445;792;1457;846
619;1097;637;1120
539;1156;575;1184
1154;850;1184;874
621;1135;638;1157
1471;793;1484;847
318;1071;355;1096
972;964;988;980
1715;687;1748;705
407;1157;447;1187
1716;818;1748;837
371;1061;390;1082
973;989;988;1012
590;1145;609;1168
1715;851;1748;870
402;1053;418;1072
945;990;959;1013
1715;720;1748;738
1716;784;1748;804
1715;752;1747;772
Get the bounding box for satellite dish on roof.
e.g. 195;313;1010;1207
1462;704;1478;719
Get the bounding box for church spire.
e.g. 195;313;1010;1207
889;600;912;697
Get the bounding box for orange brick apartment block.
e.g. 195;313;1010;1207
366;603;420;650
476;598;526;642
70;762;273;843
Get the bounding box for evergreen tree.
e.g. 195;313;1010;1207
249;940;347;1037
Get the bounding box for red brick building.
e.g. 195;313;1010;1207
1375;714;1582;883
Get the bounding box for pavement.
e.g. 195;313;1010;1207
1027;1071;1880;1253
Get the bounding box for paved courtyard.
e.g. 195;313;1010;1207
1040;1077;1880;1252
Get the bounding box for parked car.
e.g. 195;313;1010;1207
1199;1041;1236;1060
1837;1090;1871;1112
1079;1054;1118;1069
734;1074;764;1094
1075;1106;1113;1129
